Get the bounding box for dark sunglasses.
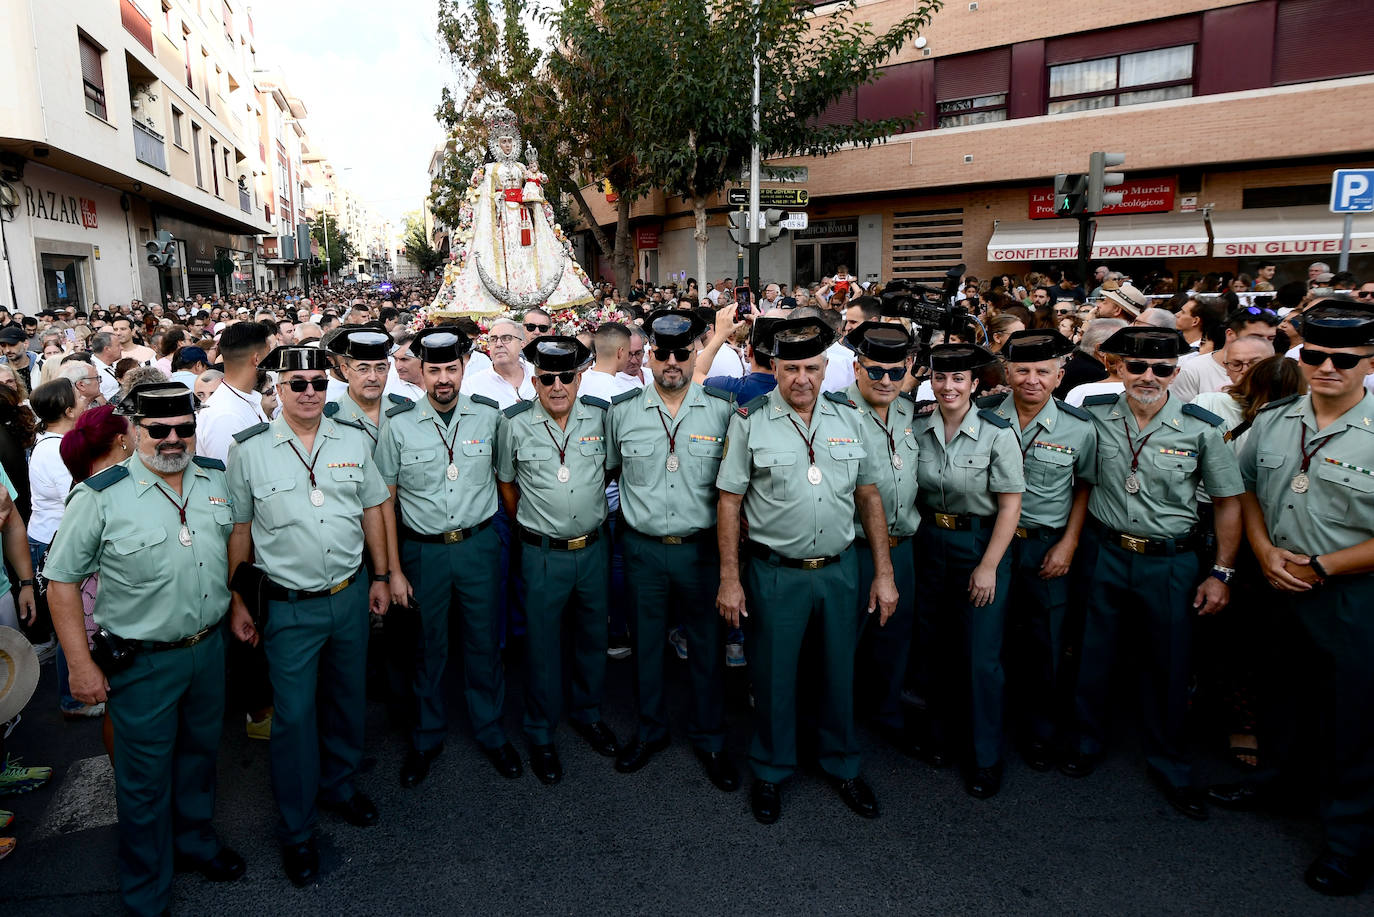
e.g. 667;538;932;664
652;347;693;363
140;421;196;439
524;322;552;333
536;371;577;385
285;377;330;392
1123;360;1177;377
1299;348;1374;370
863;365;908;381
1356;290;1374;298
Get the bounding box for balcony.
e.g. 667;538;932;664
132;120;167;172
239;183;252;214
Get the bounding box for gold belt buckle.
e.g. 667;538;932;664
184;627;209;647
443;529;465;544
935;512;958;531
565;534;589;550
328;576;353;595
1015;526;1029;540
662;536;683;545
800;557;826;571
1120;534;1148;554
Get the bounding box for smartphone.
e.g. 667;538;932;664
734;286;752;308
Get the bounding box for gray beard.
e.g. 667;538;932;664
1129;389;1165;406
654;373;690;393
144;449;192;473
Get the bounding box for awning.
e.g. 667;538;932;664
987;212;1210;263
1209;205;1374;258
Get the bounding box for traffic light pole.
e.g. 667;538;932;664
747;0;761;294
1076;215;1093;295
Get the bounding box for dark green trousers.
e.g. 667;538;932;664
107;626;225;917
401;524;506;752
855;535;917;731
520;531;609;745
263;575;369;844
911;525;1012;768
1072;535;1200;787
623;529;724;750
746;546;860;783
1007;531;1071;742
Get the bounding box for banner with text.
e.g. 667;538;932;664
1029;178;1176;220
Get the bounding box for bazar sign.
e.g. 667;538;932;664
23;184;98;228
1029;178;1176;219
990;241;1207;262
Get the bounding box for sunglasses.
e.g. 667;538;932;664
1357;290;1374;299
1123;360;1177;377
536;371;577;385
1298;348;1374;370
863;365;908;381
285;378;330;392
524;322;552;333
140;421;196;439
652;347;692;363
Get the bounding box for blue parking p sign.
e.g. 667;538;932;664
1331;169;1374;213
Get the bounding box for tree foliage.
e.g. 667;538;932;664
311;219;355;277
403;213;446;274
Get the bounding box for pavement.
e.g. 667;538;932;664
0;640;1367;916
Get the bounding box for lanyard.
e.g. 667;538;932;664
655;407;683;455
1120;418;1156;474
1298;424;1341;473
224;382;266;422
866;412;895;459
543;421;572;465
286;440;321;491
786;415;818;466
151;482;189;528
433;414;461;465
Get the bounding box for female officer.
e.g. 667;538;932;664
910;343;1024;799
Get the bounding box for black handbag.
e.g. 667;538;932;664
89;628;137;676
229;562;272;629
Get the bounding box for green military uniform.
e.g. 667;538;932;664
1239;390;1374;861
607;381;734;750
45;448;233;917
496;394;612;745
979;390;1097;745
325;391;405;453
375;392;506;754
845;382;921;734
1073;390;1243;786
226;414;389;844
716;385;884;783
911;396;1025;768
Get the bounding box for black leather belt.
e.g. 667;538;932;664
1091;518;1200;556
626;526;711;545
1015;524;1065;542
747;540;847;570
130;621;219;653
520;527;601;551
401;518;493;545
266;571;359;602
919;509;996;532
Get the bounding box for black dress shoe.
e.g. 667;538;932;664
174;846;246;882
694;748;740;793
400;745;442;788
965;762;1004;800
1058;752;1099;779
281;839;319;888
615;735;670;773
530;744;563;785
1305;848;1371;897
571;720;620;757
751;780;781;824
827;774;879;819
1022;739;1054;773
482;742;523;779
1154;779;1208;821
1207;782;1262;810
320;791;379;827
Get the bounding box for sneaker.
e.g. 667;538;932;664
0;810;12;830
61;703;105;720
245;711;273;741
31;638;57;665
725;641;746;668
667;627;688;660
1;716;18;741
0;837;13;861
0;755;53;796
607;635;632;660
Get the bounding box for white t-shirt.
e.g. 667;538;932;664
822;341;856;393
707;345;747;380
198;380;268;464
1064;380;1125;407
581;369;638;402
460;364;534;408
28;433;71;544
92;356;121;400
1170;352;1229;403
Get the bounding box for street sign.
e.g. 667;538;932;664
727;188;809;207
782;212;808;231
1331;169;1374;212
740;165;809;184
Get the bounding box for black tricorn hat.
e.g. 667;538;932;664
750;316;783;355
1001;329;1074;364
116;382;197;418
1300;304;1374;349
645;309;706;350
844;321;912;363
522;335;592;372
261;345;333;373
330;329;392;361
414;328;472;364
929;343;996;372
1099;327;1185;359
769;316;834;361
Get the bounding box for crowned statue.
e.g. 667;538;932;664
428;107;594;318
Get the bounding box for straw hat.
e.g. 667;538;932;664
0;627;39;724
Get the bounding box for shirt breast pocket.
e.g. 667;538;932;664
828;442;865;490
211;505;235;533
517;444;554;464
753;450;796;500
955;452;990;491
621;441;657;487
252;477;298;528
1314;461;1374;521
1096;440;1122;481
1256;450;1287;487
109;527;167;583
400;447;439;488
1029;447;1074;487
688;440;724;486
1150;450;1198;480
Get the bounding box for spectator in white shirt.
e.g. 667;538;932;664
461;318;534;408
1170;308;1279;403
88;332;122;401
196;322;272;464
55;359;105;411
580;322;638;402
614;324;650;390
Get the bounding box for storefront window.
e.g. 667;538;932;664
41;254;87;310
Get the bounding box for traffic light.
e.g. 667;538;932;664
727;210;749;245
145;230;175;267
1088;152;1126;213
1054;173;1087;216
762;208;785;244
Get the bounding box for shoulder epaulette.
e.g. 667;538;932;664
736;394;769;418
1055;398;1091;422
978;408;1012;429
703;385;736;404
914;400;937;417
1083;393;1120;408
503;400;534;419
899;391;916;404
386;399;416;417
610;389;640;406
192;455;225;471
823;390;858;409
1258;393;1300;414
579;395;609;410
975;394;1003;410
85;464;129;491
1182;402;1225;427
387;393;410;405
469;394;499;411
323;401;341;418
232;422;270;443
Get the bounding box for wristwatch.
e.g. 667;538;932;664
370;573;391;584
1210;564;1235;585
17;578;36;588
1309;555;1329;581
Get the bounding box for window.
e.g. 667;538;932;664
191;123;204;187
210;137;219;194
224;147;233;187
222;0;234;41
163;2;173;35
1048;45;1193;114
170;106;184;146
937;94;1007;128
78;35;107;119
182;28;194;91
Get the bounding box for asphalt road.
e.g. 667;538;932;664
1;641;1366;916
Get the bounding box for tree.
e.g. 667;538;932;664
310;219;355;279
403;213;446;274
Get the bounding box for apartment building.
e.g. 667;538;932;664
580;0;1374;291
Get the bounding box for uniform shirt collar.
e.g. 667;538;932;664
764;386;833;429
1296;391;1374;434
641;382;702;413
269;415;340;448
339;391;380;428
126;452;207;495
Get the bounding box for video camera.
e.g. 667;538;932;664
878;263;976;361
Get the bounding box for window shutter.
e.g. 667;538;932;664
1046;17;1200;66
79;37;104;92
934;48;1010;101
1273;0;1374;84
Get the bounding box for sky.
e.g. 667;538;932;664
249;0;453;230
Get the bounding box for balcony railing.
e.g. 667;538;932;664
132;120;167;172
239;185;252;213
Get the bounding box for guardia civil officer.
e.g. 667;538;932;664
606;309;738;789
46;382;244;917
325;327;404;451
977;330;1097;771
375;328;520;786
496;336;620;785
1064;327;1243;821
1214;303;1374;896
910;343;1024;799
225;346;392;886
842;322;922;752
715;316;897;824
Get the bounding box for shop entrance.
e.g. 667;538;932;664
41;253;88;310
792;218;858;289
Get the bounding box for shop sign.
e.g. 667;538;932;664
22;184;99;229
1029;178;1176;219
635;226;659;250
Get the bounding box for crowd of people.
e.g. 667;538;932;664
0;259;1371;914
